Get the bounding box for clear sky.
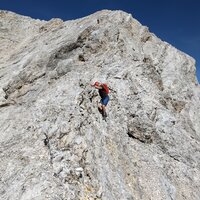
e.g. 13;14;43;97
0;0;199;82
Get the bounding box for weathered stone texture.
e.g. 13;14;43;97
0;10;199;200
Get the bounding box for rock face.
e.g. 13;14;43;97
0;10;200;200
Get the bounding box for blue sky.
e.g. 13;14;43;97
0;0;199;82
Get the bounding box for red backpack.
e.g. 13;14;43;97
102;83;109;94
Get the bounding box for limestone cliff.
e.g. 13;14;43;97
0;10;200;200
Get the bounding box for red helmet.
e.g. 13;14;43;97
94;81;99;86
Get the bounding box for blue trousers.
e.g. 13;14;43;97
100;96;109;106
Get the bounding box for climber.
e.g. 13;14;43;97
91;81;110;120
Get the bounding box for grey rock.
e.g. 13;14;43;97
0;9;200;200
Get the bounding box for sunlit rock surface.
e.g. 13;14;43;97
0;10;200;200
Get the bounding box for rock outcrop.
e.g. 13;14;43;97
0;10;200;200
